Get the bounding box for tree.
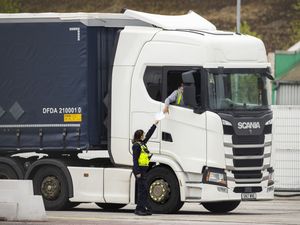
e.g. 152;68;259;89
0;0;21;13
240;21;262;39
291;0;300;44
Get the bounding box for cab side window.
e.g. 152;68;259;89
166;70;183;97
143;67;163;101
164;68;202;109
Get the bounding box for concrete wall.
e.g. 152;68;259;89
0;180;46;221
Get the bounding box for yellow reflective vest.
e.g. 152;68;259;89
138;143;150;166
176;92;183;105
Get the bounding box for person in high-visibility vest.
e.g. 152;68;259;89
132;120;159;216
163;83;184;114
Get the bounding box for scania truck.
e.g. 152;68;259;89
0;9;274;213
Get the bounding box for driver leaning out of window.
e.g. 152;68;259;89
163;83;184;114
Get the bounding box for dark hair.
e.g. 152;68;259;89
132;129;144;144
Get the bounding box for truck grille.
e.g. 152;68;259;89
232;170;263;184
233;158;263;167
224;126;271;185
233;147;264;156
232;134;264;144
233;170;262;179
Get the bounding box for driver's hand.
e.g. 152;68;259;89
163;106;169;114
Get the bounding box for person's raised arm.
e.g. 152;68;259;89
143;120;159;144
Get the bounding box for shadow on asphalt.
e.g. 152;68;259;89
64;207;275;216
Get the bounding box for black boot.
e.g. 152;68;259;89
144;207;152;215
134;210;148;216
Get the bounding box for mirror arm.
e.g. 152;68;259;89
193;106;206;114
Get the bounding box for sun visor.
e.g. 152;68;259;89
124;9;216;31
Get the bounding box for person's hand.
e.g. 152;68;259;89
136;173;141;178
163;106;169;114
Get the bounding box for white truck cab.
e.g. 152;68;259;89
109;10;274;213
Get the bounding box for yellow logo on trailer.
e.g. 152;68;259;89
64;114;82;122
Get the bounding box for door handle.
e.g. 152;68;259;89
162;132;173;142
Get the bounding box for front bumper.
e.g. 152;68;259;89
198;182;274;202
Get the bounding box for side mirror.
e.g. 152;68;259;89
193;106;206;114
182;70;197;108
182;70;196;84
264;68;274;80
183;85;197;108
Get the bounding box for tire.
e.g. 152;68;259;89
33;166;69;210
95;203;127;211
146;166;183;214
202;201;241;213
0;164;18;179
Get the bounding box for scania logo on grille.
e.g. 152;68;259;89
237;122;260;129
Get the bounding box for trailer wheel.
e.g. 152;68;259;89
146;166;183;214
33;166;69;210
95;203;127;211
0;164;18;179
202;201;241;213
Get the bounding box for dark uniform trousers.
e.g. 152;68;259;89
135;167;150;211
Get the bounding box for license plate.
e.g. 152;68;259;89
241;193;257;200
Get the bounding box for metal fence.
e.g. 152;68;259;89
272;105;300;192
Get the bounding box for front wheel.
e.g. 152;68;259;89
202;201;241;213
146;166;183;214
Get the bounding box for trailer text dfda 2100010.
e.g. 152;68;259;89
0;9;274;213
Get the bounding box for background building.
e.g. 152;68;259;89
273;43;300;105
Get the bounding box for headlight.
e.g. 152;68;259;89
222;119;232;126
265;119;272;125
203;167;227;187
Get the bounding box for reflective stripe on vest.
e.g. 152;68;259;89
176;92;182;105
138;144;150;166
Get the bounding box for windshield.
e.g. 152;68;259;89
208;71;269;111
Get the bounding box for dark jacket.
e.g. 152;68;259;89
132;124;157;175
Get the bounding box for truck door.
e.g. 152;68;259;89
130;66;162;155
160;67;207;173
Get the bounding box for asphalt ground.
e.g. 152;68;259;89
1;196;300;225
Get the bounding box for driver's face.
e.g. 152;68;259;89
179;86;184;93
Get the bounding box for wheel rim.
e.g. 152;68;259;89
149;179;170;203
41;176;61;200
